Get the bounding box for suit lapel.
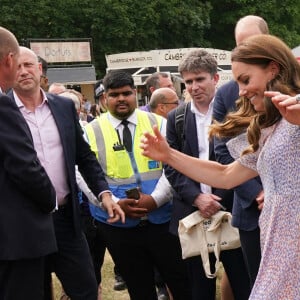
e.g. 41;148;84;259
46;94;69;158
185;103;215;161
209;140;215;161
6;91;35;144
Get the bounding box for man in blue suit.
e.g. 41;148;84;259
9;46;124;300
165;49;250;300
0;27;57;300
213;15;269;287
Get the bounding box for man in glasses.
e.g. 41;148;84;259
149;87;179;119
84;70;190;300
140;72;176;112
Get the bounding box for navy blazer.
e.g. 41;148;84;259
8;91;110;235
213;80;262;231
0;93;57;260
165;102;233;235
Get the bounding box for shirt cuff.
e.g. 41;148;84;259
151;173;173;207
97;190;112;202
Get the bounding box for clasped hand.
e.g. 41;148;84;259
194;193;223;219
118;192;157;219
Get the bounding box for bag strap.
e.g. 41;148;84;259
175;103;188;151
198;219;222;278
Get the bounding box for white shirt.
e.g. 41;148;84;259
190;100;214;194
107;110;172;207
107;111;166;139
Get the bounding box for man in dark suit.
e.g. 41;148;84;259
0;27;57;300
165;49;250;300
213;15;269;287
9;46;124;300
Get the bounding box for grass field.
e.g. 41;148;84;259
52;251;129;299
53;251;223;299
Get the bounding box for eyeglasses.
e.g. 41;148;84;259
107;91;133;98
161;100;180;105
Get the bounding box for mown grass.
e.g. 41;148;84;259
53;251;223;299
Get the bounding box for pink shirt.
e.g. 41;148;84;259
14;90;70;205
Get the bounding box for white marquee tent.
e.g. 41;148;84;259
292;45;300;62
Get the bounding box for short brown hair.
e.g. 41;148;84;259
178;49;218;76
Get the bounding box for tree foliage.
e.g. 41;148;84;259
207;0;300;50
1;0;299;77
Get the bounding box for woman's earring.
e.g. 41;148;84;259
268;73;275;83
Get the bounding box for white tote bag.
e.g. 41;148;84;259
178;210;241;278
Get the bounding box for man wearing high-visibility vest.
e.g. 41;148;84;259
84;70;190;300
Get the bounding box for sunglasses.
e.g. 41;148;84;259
161;100;180;105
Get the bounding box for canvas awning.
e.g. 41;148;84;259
47;66;97;85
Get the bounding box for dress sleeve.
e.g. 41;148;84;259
226;133;258;172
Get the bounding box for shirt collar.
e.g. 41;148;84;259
108;110;137;129
13;88;48;110
190;98;215;117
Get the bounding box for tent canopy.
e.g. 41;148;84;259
47;66;96;85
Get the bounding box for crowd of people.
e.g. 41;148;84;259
141;18;300;300
0;13;299;300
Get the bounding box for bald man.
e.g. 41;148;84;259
48;82;67;94
235;15;269;45
149;87;179;118
9;46;124;300
0;28;57;300
213;15;269;288
140;72;176;112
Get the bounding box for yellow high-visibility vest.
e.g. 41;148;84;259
85;110;163;186
85;110;172;227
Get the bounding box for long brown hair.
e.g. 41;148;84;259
210;34;300;154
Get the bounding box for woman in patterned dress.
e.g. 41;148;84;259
140;34;300;300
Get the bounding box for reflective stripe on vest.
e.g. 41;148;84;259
85;110;163;185
85;110;171;227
